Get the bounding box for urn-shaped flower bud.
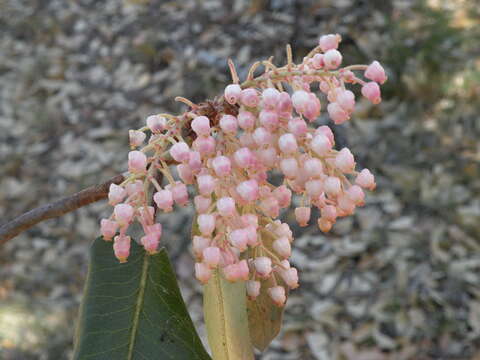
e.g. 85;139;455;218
273;237;292;258
361;82;381;104
236;179;259;202
335;148;355;173
219;115;238;134
323;49;342;69
141;233;159;254
197;174;216;196
295;207;311;227
195;262;212;284
203;247;221;268
228;229;248;252
278;133;298;154
324;176;342;197
113;235;131;263
240;88;260;107
170;142;190;163
146;115;166;133
212;156;231;177
319;33;341;51
310;134;332;156
365;61;387;84
108;183;127;205
254;257;272;278
346;185;365;205
237;111;256;130
128;151;147;173
224;84;242;105
268;286;286;307
198;214;216;236
194;195;212;214
154;189;174;212
191;116;211;136
192;235;211;258
129;130;146;147
216;197;236;217
114;203;134;227
280;267;299;289
355;169;376;190
246;280;261;300
100;219;118;240
327;102;350;124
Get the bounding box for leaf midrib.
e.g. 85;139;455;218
127;253;149;360
214;271;229;360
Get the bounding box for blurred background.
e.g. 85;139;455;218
1;0;479;359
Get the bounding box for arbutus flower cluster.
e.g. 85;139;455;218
100;33;385;307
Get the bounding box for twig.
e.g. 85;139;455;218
0;174;126;244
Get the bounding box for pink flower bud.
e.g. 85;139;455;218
128;151;147;173
177;164;194;184
278;133;298;154
305;179;324;197
219;114;238;134
324;176;342;197
203;247;221;268
129;130;146;147
315;125;335;145
361;82;381;104
288;117;308;137
193;136;215;155
346;185;365;205
216;196;236;217
191;116;211;136
259;109;279;130
254;257;272;278
304;93;321;122
192;235;211;258
234;147;256;168
338;194;355;215
170;182;189;206
273;185;292;208
355;169;376;190
291;90;310;114
224;84;242;105
141;233;159;254
295;207;311;227
257;147;278;167
240;88;260;107
327;102;350;125
198;214;215;236
323;49;342;69
228;229;248;252
321;205;337;222
108;183;127;205
260;196;280;218
304;158;323;178
188;151;202;173
262;87;280;109
153;189;174;212
273;237;291;258
244;225;258;246
319;33;341;51
318;218;333;232
310;134;333;156
246;280;261;300
197;174;216;196
194;195;212;214
335;148;355;173
212;155;231;177
280;157;299;179
253;127;273;146
311;53;324;69
337;90;355;112
170;142;190;163
365;61;387;84
237;111;256;130
146;115;166;133
278;91;293;114
114;203;134;227
195;262;212;284
268;286;286;307
236;179;259;202
113;235;131;263
280;267;299;289
100;219;118;240
145;223;162;237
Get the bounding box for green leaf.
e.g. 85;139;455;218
246;229;286;351
246;276;285;351
73;237;211;360
203;270;254;360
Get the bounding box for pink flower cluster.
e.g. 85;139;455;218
100;33;385;306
